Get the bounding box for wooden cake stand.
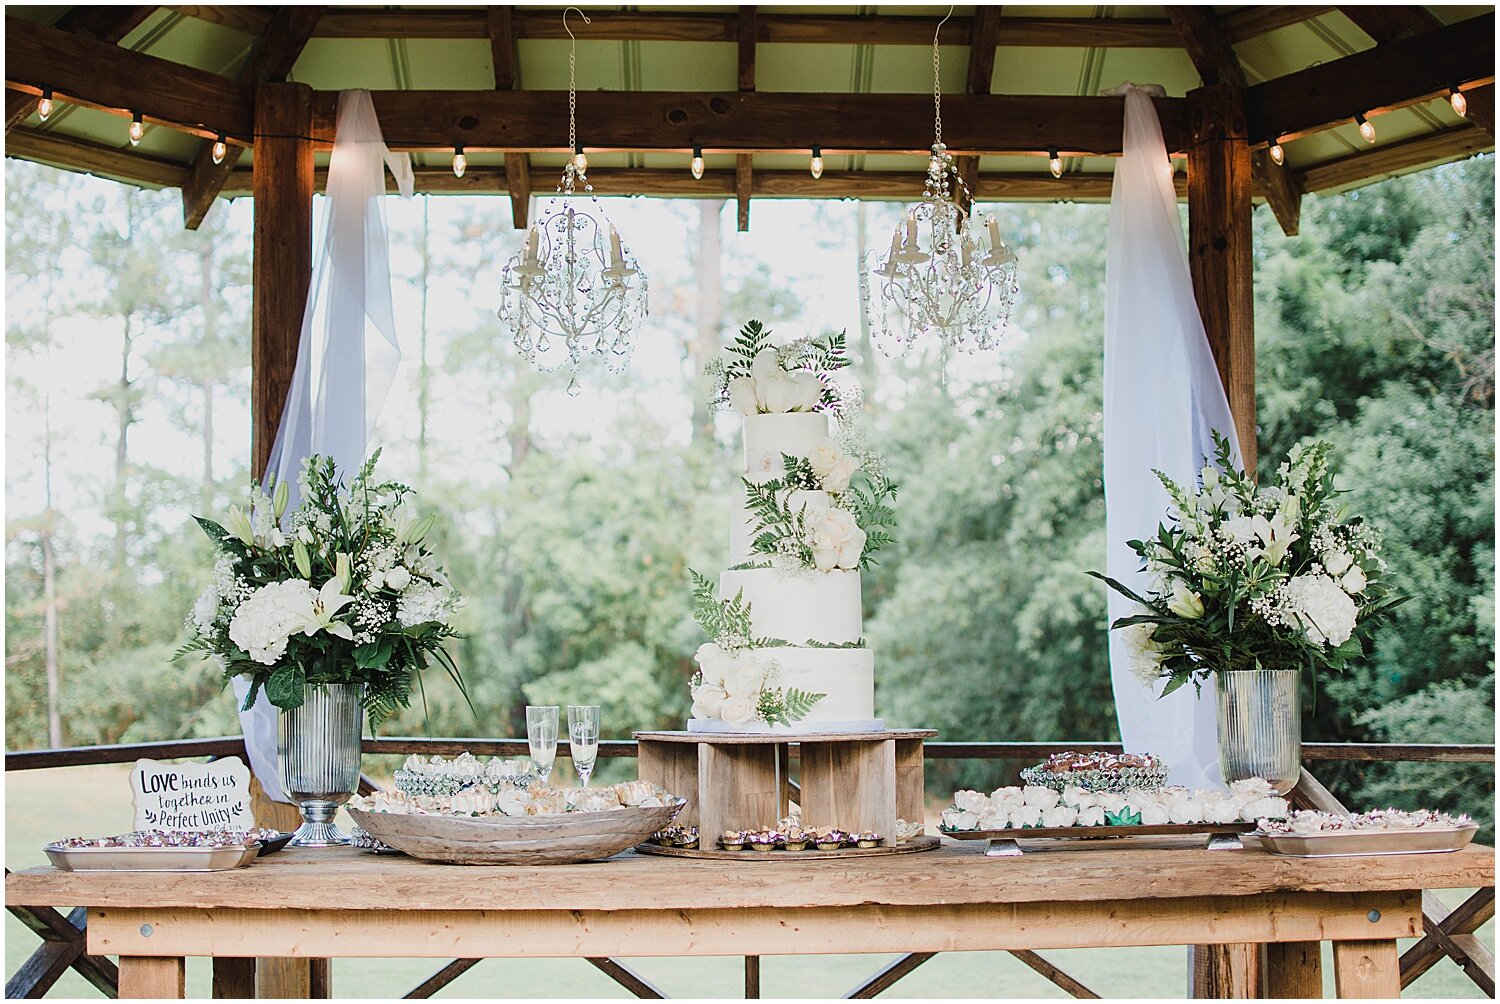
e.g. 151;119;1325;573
633;728;940;859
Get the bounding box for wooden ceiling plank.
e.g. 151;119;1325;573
1295;124;1492;192
51;6;157;43
1462;84;1495;138
1222;6;1334;42
1248;13;1496;144
966;5;1003;96
353;91;1190;157
504;152;530;230
736;154;752;231
1166;7;1248;88
738;6;757;93
5;87;36;134
4;16;253;140
168;6;276;35
181;6;324;230
6;125;190;189
1338;6;1442;44
487;6;518;91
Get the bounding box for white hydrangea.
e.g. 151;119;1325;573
396;578;454;628
1283;572;1358;647
1119;615;1166;685
228;580;318;665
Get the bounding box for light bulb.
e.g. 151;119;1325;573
810;145;823;180
573;146;588;173
129;113;144;146
211;134;228;165
452;146;467;178
37;89;53;122
1451;89;1468;117
1269;140;1285;166
1356;114;1376;144
1047;146;1062;179
690;146;704;180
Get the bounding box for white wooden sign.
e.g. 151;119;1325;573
131;757;254;832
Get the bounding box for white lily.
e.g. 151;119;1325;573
297;577;356;641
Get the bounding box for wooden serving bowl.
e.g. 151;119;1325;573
346;801;684;865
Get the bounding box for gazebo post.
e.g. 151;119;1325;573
251;80;315;479
1186;82;1257;477
248;79;330;1000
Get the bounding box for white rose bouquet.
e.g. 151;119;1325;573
180;451;469;730
709;318;853;417
1093;433;1402;696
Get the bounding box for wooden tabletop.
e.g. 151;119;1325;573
9;838;1492;913
635;729;938;743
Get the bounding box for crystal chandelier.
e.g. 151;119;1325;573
498;9;649;393
860;11;1019;356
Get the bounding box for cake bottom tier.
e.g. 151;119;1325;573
689;647;878;734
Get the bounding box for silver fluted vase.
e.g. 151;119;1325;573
1216;668;1301;795
278;682;363;847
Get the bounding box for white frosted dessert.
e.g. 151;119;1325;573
719;567;862;645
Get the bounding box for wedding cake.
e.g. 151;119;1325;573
687;321;897;734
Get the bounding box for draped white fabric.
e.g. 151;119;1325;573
1103;86;1242;791
233;90;413;802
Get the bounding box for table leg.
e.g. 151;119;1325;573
1332;940;1400;998
1192;943;1264;997
1265;942;1322;998
213;957;257;998
119;956;185;999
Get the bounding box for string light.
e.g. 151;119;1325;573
690;145;704;180
1268;138;1285;166
211;133;228;165
573;143;587;173
128;112;144;146
810;145;824;180
1450;88;1468;117
1355;113;1376;144
36;89;53;122
452;145;467;178
1047;146;1062;179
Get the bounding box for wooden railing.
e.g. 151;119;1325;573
6;737;1494;1000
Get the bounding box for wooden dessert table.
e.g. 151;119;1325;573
6;837;1492;999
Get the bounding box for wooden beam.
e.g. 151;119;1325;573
339;91;1189;156
1251;148;1301;235
503;152;530;229
1192;943;1264;998
845;953;937;998
1187;84;1257;475
168;5;277;35
1338;5;1441;43
486;6;517;90
1401;889;1496;987
1296;125;1492;192
1009;950;1101;998
50;6;157;43
585;958;665;999
211;958;256;998
966;5;1003;96
738;6;757;93
5;86;36;133
5;904;118;997
1462;83;1495;137
1247;13;1496;144
4;16;253;140
1265;942;1323;998
736;154;752;231
744;956;760;999
182;6;324;230
1222;6;1334;41
6;125;190;188
251;81;315;479
406;958;481;998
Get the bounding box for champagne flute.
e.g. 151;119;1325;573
526;705;559;782
567;705;601;788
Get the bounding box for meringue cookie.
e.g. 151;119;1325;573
1010;805;1044;829
1169;797;1205;825
1021;786;1061;810
1139;803;1172;826
941;807;981;831
954;789;991;813
1041;805;1079;828
1240;796;1290;822
1076;805;1107;827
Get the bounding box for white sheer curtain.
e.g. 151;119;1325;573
234;90;413;801
1103;85;1242;790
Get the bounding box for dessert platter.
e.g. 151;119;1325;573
1249;809;1478;857
45;827;288;872
640;816;937;860
941;751;1288;856
347;764;684;864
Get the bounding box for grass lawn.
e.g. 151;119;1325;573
5;764;1491;999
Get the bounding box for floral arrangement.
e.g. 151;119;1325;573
709;319;851;416
180;452;468;730
686;571;824;726
743;449;898;572
1094;434;1401;696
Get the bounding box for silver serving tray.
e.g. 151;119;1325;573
44;843;259;872
1250;823;1478;857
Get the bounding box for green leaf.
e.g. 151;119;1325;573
265;664;307;710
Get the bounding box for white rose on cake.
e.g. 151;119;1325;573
720;694;757;725
690;681;728;720
809;438;843;477
720;652;767;700
727;376;759;416
807;506;866;571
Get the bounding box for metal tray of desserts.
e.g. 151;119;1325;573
1249;823;1479;858
44;843;259;872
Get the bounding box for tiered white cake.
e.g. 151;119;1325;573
689;409;881;733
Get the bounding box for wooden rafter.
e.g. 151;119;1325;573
50;5;157;43
1247;13;1495;144
503;152;530;230
738;6;757;93
1338;5;1442;43
4;16;253;140
1296;124;1492;192
955;3;1002;216
1463;84;1496;137
182;5;324;229
4;87;36;133
7;125;190;188
1167;6;1300;235
172;6;1331;47
736;154;752;231
487;6;518;91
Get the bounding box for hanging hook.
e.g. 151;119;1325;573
563;7;591;45
933;3;954;47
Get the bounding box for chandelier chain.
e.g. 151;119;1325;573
564;7;590;156
932;5;953;147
